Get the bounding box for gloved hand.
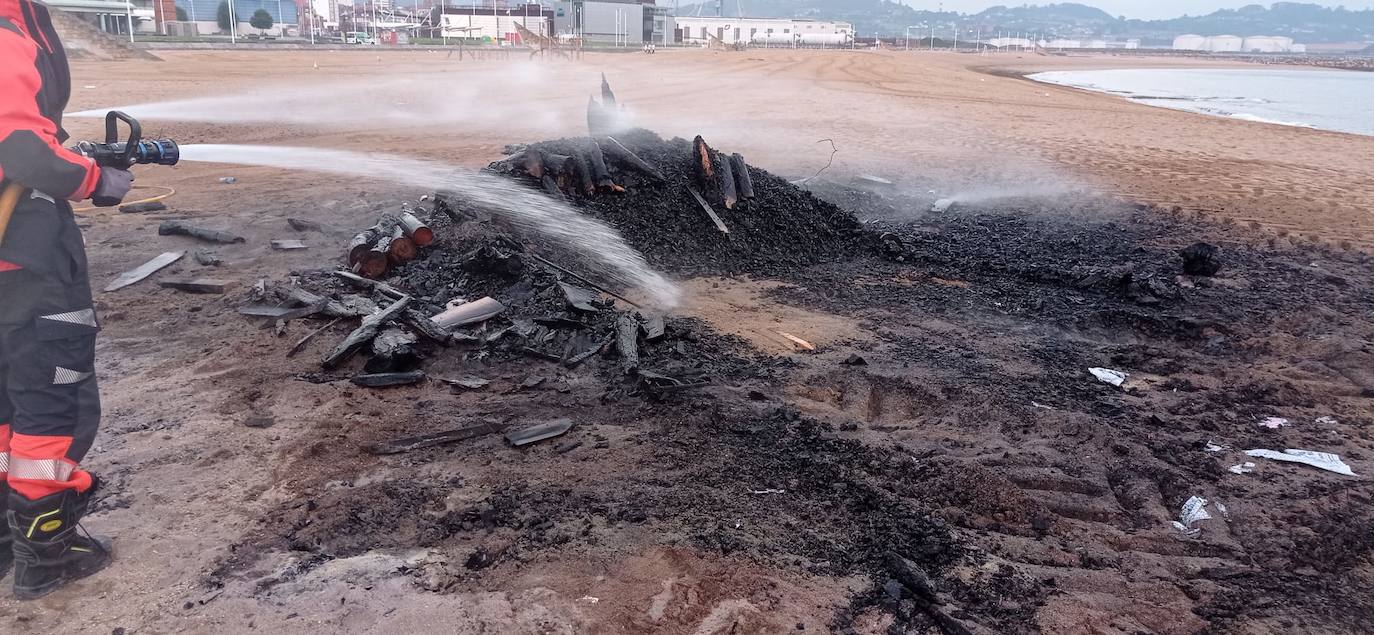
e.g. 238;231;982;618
91;168;134;208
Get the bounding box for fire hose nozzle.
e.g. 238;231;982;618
75;111;180;169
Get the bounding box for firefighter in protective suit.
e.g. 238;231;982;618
0;0;134;599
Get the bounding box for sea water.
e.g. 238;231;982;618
1028;68;1374;136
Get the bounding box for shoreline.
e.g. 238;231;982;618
1023;67;1371;137
1036;49;1374;72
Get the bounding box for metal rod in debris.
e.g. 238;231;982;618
529;254;643;309
688;187;730;235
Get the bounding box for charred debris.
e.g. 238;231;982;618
238;77;1245;407
240;80;882;407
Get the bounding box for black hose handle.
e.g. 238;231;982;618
103;111;141;168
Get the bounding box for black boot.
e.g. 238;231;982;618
0;483;11;579
7;486;112;600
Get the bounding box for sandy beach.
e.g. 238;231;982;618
2;48;1370;633
62;49;1374;247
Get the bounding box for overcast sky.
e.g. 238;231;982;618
904;1;1374;20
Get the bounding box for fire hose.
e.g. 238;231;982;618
0;111;178;244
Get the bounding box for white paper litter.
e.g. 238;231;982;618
750;489;786;495
1089;367;1128;387
1315;416;1339;425
1172;495;1213;536
1257;417;1290;429
1245;449;1356;476
1032;401;1055;410
1228;462;1256;475
1205;441;1226;453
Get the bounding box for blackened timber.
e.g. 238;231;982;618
616;314;639;369
571;151;595;196
601;136;665;181
529;254;642;309
282;286;356;318
365;421;500;455
158;278;229;294
542;152;576;193
404;309;478;346
351;370;425;388
731;153;755;199
717;151;739;210
584;140;615;191
600;73;616;107
322;296;412;369
333;270;407;300
158;220;245;244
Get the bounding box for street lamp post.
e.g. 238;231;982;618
228;0;236;43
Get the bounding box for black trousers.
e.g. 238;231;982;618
0;192;101;497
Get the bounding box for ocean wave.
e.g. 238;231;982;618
1227;112;1317;129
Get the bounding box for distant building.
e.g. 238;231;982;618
1038;37;1136;50
551;0;674;46
672;15;852;47
987;37;1031;49
1302;41;1366;53
45;0;153;35
436;5;552;43
1174;33;1303;53
177;0;299;35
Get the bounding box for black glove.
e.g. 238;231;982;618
91;168;134;208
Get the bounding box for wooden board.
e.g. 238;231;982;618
159;278;231;294
105;251;185;292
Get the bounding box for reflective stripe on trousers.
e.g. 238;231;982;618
7;456;75;482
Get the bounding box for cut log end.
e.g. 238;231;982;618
356;252;389;279
693;136;715;181
398;211;434;247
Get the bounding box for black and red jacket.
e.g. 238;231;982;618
0;0;101;273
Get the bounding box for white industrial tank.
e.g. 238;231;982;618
798;33;849;46
751;32;796;45
1206;35;1243;52
1242;36;1293;52
1172;34;1206;50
